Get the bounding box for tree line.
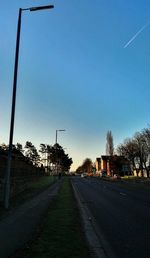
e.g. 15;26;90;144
0;141;73;172
117;127;150;177
76;158;93;174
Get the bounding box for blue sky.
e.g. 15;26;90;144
1;0;150;170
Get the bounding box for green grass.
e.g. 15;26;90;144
121;176;144;180
11;176;57;206
0;176;57;218
121;175;150;182
27;175;57;191
16;177;91;258
121;176;150;187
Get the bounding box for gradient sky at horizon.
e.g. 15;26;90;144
1;0;150;170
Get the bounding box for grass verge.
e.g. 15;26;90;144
0;176;57;217
13;177;91;258
11;175;57;206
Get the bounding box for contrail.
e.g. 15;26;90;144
124;20;150;48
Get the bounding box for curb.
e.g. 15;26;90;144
71;180;108;258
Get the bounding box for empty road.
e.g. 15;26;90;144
72;177;150;258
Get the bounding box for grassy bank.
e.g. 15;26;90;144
0;176;57;217
13;177;91;258
11;175;57;206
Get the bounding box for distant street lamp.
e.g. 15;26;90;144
55;129;66;144
55;129;66;174
4;4;54;209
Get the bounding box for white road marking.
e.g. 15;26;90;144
120;192;126;196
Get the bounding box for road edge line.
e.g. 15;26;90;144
71;179;108;258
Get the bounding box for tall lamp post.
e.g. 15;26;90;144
4;4;54;209
56;129;66;145
55;129;66;174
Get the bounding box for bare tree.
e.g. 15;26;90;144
117;127;150;177
106;130;114;156
139;128;150;177
117;138;139;176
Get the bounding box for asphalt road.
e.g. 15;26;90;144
72;177;150;258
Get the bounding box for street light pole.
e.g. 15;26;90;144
4;5;54;209
4;8;22;210
56;130;58;145
55;129;66;145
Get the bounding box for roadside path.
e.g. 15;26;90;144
0;179;62;258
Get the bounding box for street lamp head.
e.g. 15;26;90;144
30;5;54;12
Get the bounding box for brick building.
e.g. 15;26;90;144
96;155;130;176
